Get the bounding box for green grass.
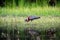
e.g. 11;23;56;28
0;6;60;40
0;6;60;30
0;7;60;17
0;16;60;40
0;16;60;29
0;0;60;39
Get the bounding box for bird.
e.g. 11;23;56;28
25;16;40;22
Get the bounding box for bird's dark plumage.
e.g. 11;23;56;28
25;16;40;22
